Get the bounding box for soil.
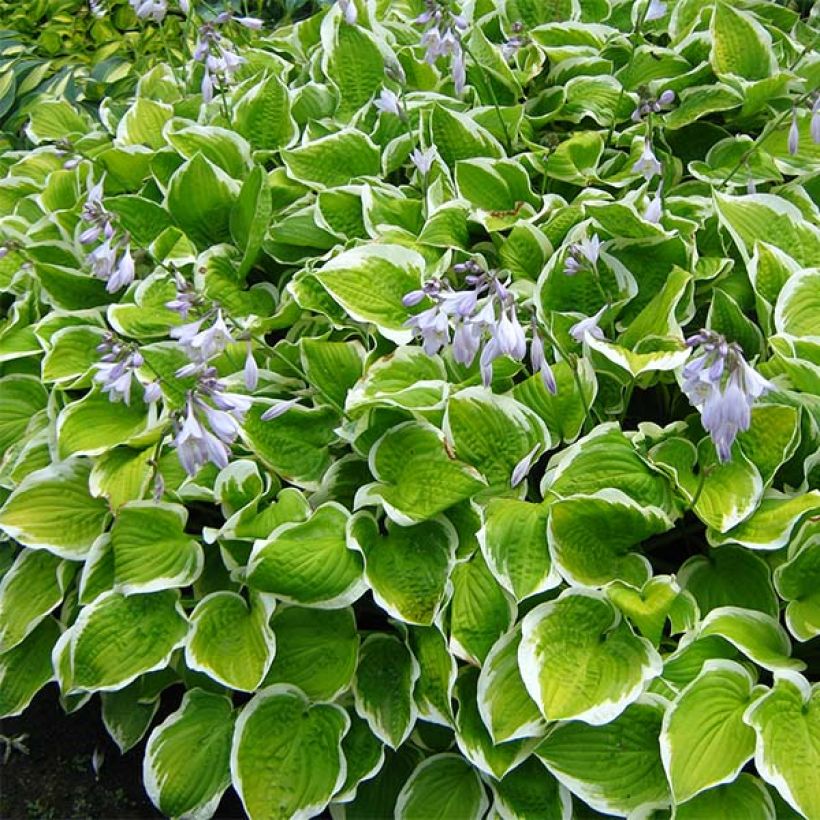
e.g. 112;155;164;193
0;684;246;819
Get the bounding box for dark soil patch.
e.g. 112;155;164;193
0;684;246;819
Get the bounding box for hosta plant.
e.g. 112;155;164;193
0;0;819;818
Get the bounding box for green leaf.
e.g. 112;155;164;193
334;712;385;803
348;513;456;626
454;667;535;779
477;628;545;744
661;660;763;803
775;268;820;339
478;497;558;601
489;756;570;820
699;607;803;672
165;124;252;179
775;537;820;641
429;105;503;167
536;696;670;816
445;388;549;489
185;591;276;692
708;491;820;550
314;244;426;344
710;3;774;81
323;18;385;117
301;338;364;410
230;165;273;279
231;684;349;820
679;546;778;617
247;503;365;607
396;754;489;820
166;153;239;249
675;774;776;820
357;421;486;525
263;606;358;701
449;551;516;665
744;672;820;820
116;98;173;149
519;589;662;724
111;501;203;594
407;625;457;726
353;633;419;749
0;376;47;453
0;548;71;652
234;72;298;151
606;575;681;647
548;490;670;588
65;590;188;692
144;689;235;819
0;617;60;718
57;391;154;459
282;129;380;188
0;459;109;560
89;447;155;511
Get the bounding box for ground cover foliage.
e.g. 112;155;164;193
0;0;819;817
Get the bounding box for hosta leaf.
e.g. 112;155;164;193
536;696;670;816
775;536;820;641
356;421;486;526
454;667;534;779
282;129;380;188
65;590;188;692
395;754;489;820
0;375;47;452
353;633;419;749
264;606;358;701
606;575;681;647
231;685;349;820
0;459;109;560
679;546;778;617
144;689;235;820
323;18;384;117
660;660;763;803
314;244;426;344
247;503;365;608
519;589;662;724
0;548;71;652
185;591;276;692
334;713;385;803
478;497;558;601
234;72;298;151
0;617;60;718
478;628;545;744
548;490;670;588
111;501;203;594
698;607;803;672
348;513;456;626
166;153;239;249
490;756;571;820
676;774;776;820
449;551;516;665
407;625;457;726
710;3;774;81
444;388;549;489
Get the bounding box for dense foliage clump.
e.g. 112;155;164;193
0;0;819;817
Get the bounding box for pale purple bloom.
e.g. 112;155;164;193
178;0;188;12
174;402;231;475
374;88;403;118
644;185;663;223
682;330;772;462
788;110;800;156
261;397;300;421
411;147;436;175
171;310;234;363
244;344;259;391
403;289;427;307
106;245;135;293
480;338;500;387
811;97;820;144
415;1;468;93
633;140;662;180
494;307;527;359
563;234;602;276
511;444;540;488
234;16;263;29
143;381;162;403
94;342;145;405
338;0;357;24
569;307;607;343
0;246;8;260
407;304;450;355
131;0;167;22
440;288;478;317
658;89;675;106
530;331;557;394
632;90;675;122
452;319;482;365
645;0;666;21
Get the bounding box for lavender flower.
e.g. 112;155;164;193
502;22;528;61
166;272;200;319
631;89;675;122
244;343;259;391
261;397;300;421
812;95;820;145
644;184;663;223
530;328;557;394
194;19;248;103
563;234;602;276
338;0;357;24
511;444;540;488
682;330;771;462
94;337;145;405
788;109;800;156
374;88;403;118
569;307;607;343
410;147;436;175
633;140;662;180
415;1;468;94
130;0;167;21
645;0;667;21
170;310;234;364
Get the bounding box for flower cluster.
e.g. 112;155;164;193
682;330;771;462
128;0;188;22
80;178;135;293
414;1;468;94
632;138;663;180
788;94;820;156
502;21;528;61
194;13;262;103
94;335;158;405
563;234;602;276
404;261;556;392
631;89;675;122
